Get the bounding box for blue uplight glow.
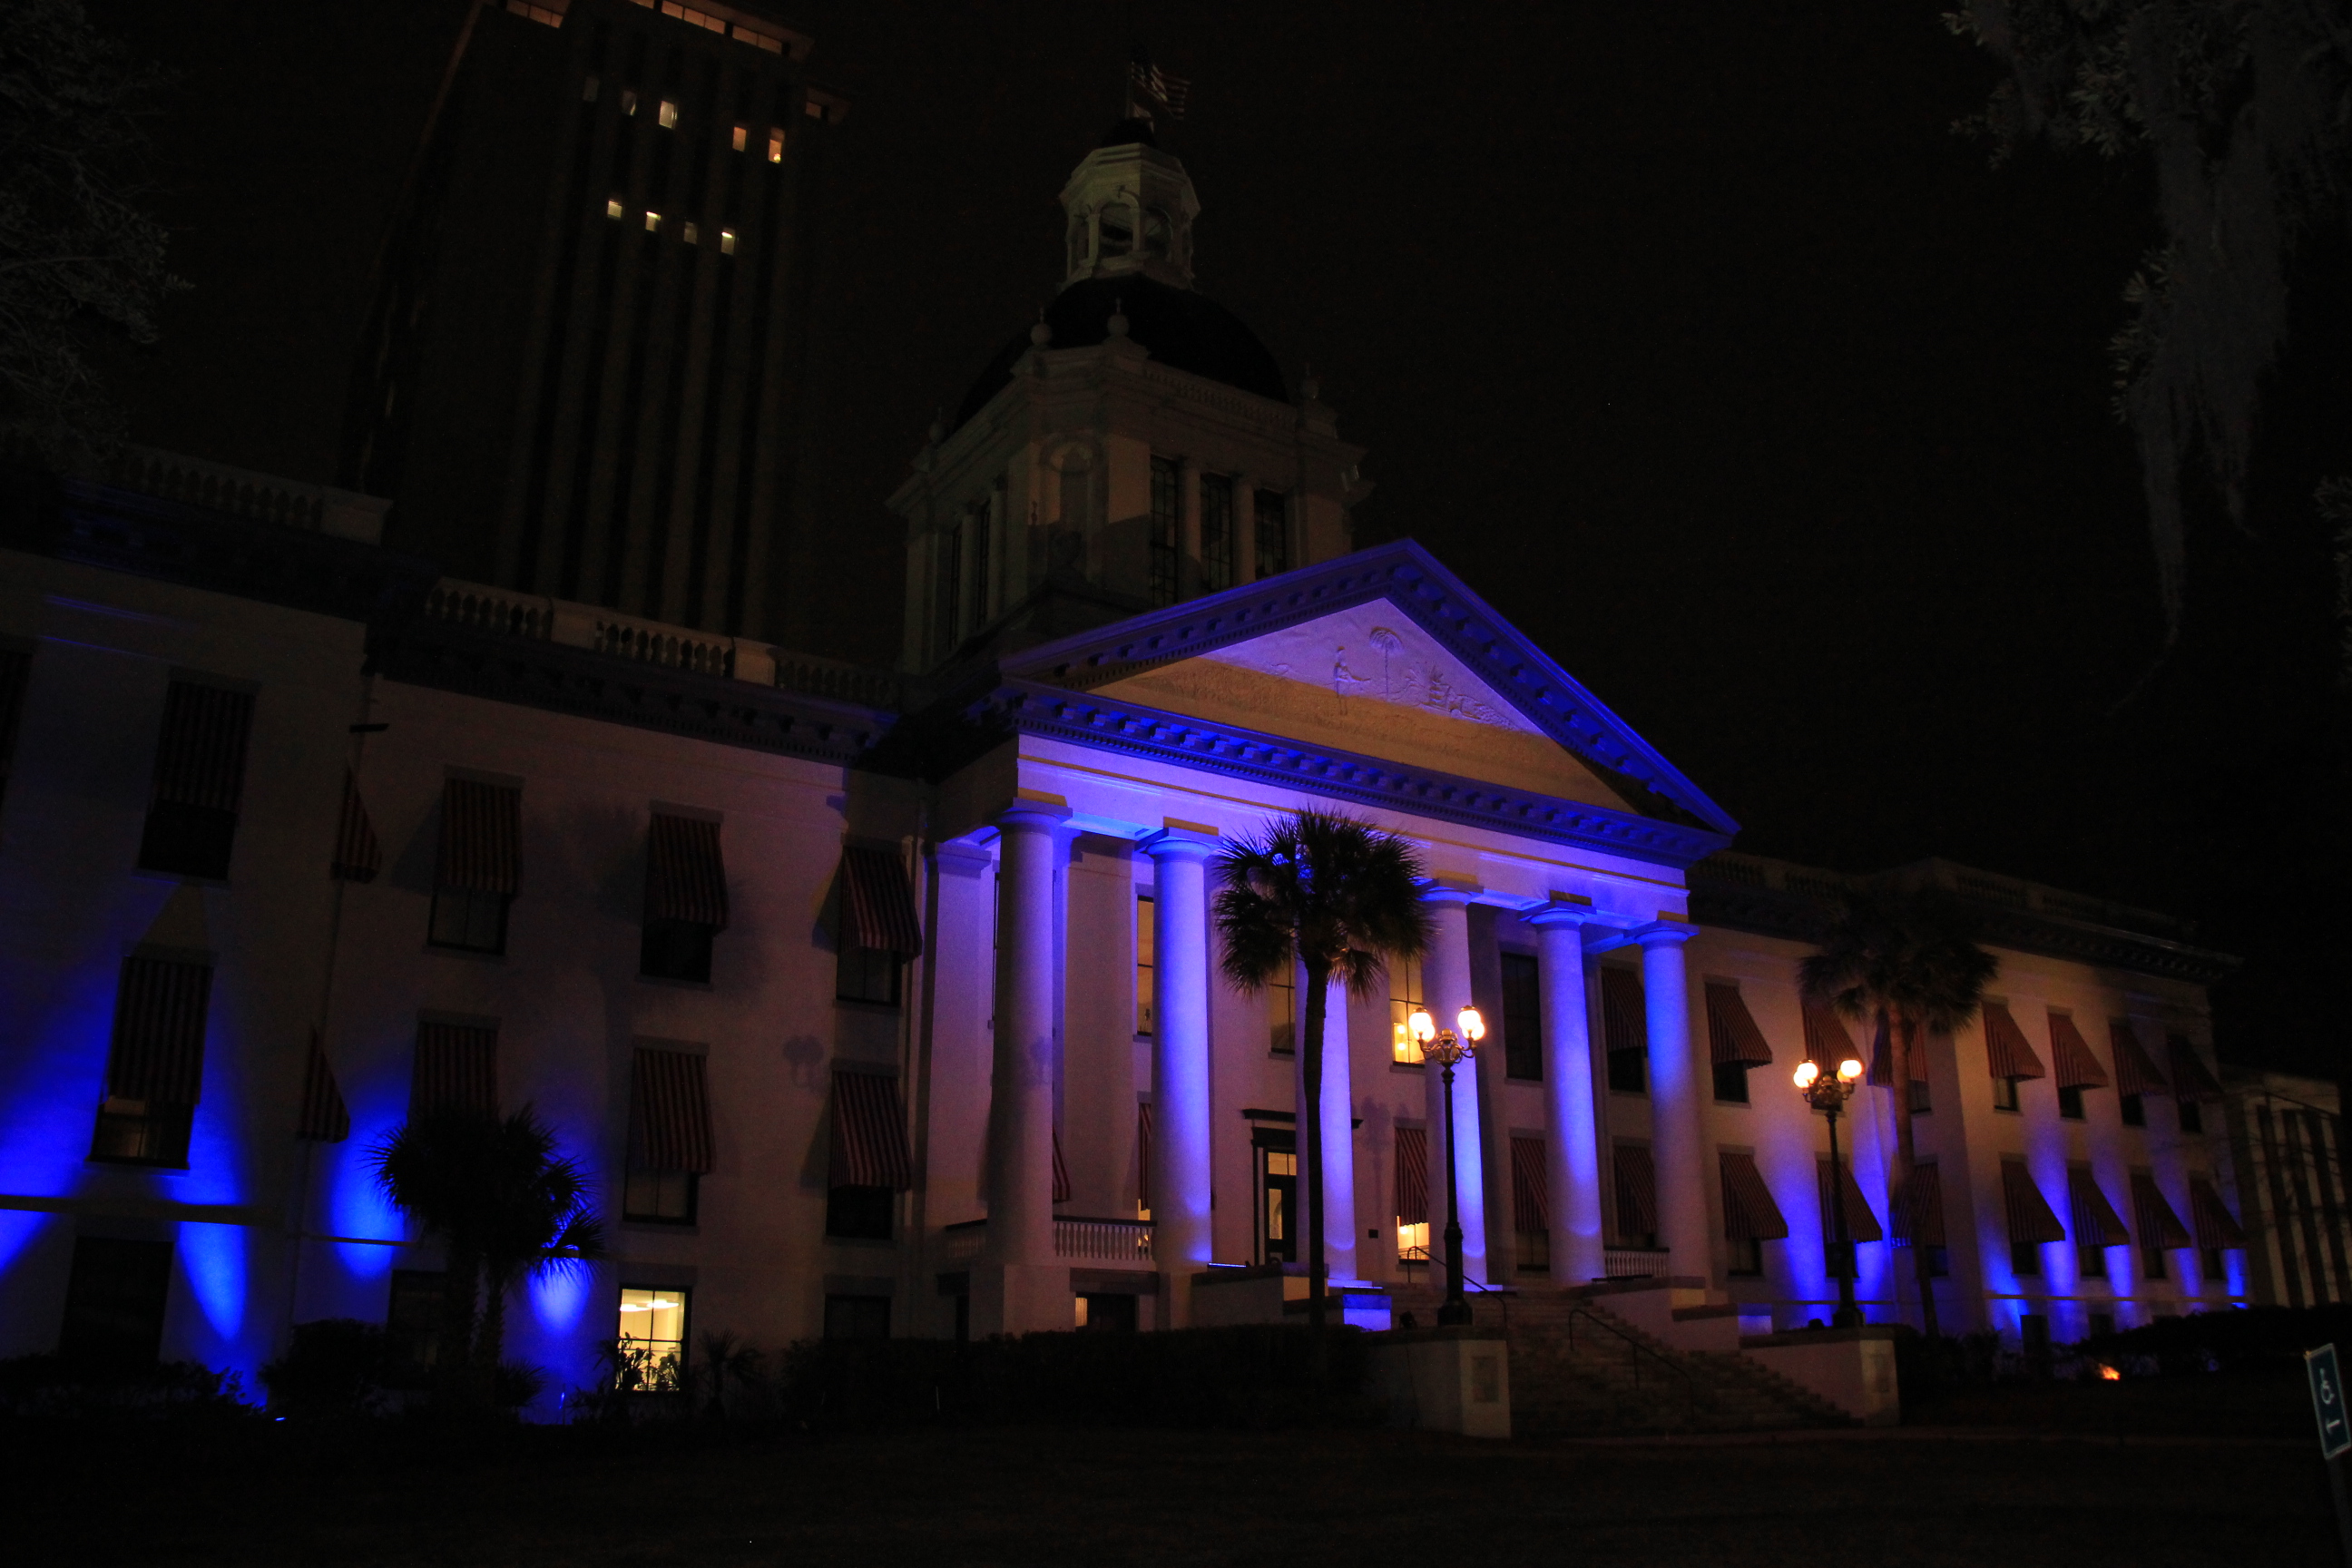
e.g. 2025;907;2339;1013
0;1210;49;1278
534;1266;589;1332
179;1220;247;1340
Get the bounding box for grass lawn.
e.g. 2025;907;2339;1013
13;1387;2341;1568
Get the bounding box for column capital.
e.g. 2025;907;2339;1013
1633;916;1697;948
932;838;995;878
1524;893;1598;929
995;792;1074;834
1140;818;1222;860
1418;877;1484;908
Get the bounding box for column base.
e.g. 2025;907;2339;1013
968;1261;1073;1337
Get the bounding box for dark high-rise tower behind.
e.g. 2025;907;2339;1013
342;0;843;640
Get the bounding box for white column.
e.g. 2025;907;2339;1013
1305;970;1357;1284
989;799;1070;1269
1527;902;1602;1284
1637;921;1709;1283
1144;824;1218;1320
1420;885;1490;1287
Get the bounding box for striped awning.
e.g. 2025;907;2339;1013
2048;1014;2111;1091
411;1021;497;1117
2001;1160;2068;1246
2109;1021;2170;1097
1866;1016;1931;1086
1819;1157;1884;1242
1891;1161;1946;1247
828;1069;912;1190
331;769;381;883
1982;1004;2048;1081
1396;1124;1429;1226
151;681;254;812
631;1048;715;1173
1600;966;1644;1054
436;779;521;896
1801;1001;1859;1072
2167;1036;2224;1103
1053;1128;1071;1203
2068;1166;2130;1247
1613;1142;1659;1238
0;644;31;804
840;846;923;956
1512;1135;1550;1231
2132;1172;2193;1249
1137;1102;1153;1210
1704;984;1773;1067
2189;1177;2247;1249
646;813;729;928
297;1027;349;1142
107;956;212;1105
1720;1151;1789;1242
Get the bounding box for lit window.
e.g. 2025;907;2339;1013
605;197;624;220
1390;954;1426;1063
731;124;747;152
644;211;662;232
681;220;699;245
804;99;824;119
767;129;785;162
614;1287;686;1391
1135;895;1154;1036
583;76;600;103
621;89;639;116
1396;1219;1429;1263
719;229;736;255
658;99;678;129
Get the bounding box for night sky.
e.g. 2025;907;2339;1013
85;2;2341;1075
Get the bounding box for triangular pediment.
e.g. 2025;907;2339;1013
1094;600;1634;810
999;540;1740;838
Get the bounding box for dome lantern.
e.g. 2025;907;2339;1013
1058;125;1200;292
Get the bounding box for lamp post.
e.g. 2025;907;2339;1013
1795;1054;1866;1329
1410;1004;1485;1328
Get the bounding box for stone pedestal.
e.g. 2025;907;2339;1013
1367;1328;1512;1438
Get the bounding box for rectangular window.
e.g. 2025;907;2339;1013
1135;894;1155;1035
719;228;737;255
967;502;993;626
1992;1075;2021;1113
91;955;210;1168
384;1269;445;1383
616;1286;687;1389
57;1236;172;1367
1389;953;1426;1063
1608;1048;1647;1095
641;919;714;983
1260;1146;1298;1263
657;98;678;129
1728;1237;1764;1278
1396;1219;1429;1264
1711;1059;1750;1104
2179;1099;2204;1134
643;211;662;232
2011;1240;2042;1276
934;522;962;655
1910;1077;1933;1115
138;680;255;881
1149;456;1181;606
1199;474;1235;592
2144;1242;2168;1279
1075;1292;1138;1332
731;124;747;151
1268;966;1295;1055
767;129;786;163
2079;1228;2107;1277
2120;1093;2146;1127
2200;1246;2223;1281
1253;489;1290;580
621;89;639;117
624;1168;698;1225
1500;952;1542;1081
429;887;510;955
2057;1084;2085;1120
825;1185;894;1239
681;220;699;245
836;946;902;1006
606;197;624;220
823;1294;890;1340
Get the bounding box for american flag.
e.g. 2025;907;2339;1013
1129;47;1190;122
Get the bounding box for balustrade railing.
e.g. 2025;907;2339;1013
1603;1246;1671;1279
1055;1216;1154;1263
941;1219;986;1264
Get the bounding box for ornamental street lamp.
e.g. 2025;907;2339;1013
1410;1004;1485;1328
1795;1054;1867;1329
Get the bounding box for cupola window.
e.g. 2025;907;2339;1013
1142;207;1171;260
1098;204;1132;258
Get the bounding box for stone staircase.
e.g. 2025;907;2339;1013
1385;1282;1855;1436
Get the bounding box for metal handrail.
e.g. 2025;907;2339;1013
1563;1303;1700;1422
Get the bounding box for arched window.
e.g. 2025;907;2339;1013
1142;207;1171;259
1097;203;1133;258
1067;217;1091;274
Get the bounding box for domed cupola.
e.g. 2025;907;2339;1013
1059;119;1201;291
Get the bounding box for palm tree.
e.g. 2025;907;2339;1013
371;1107;604;1406
1798;887;1997;1341
1214;808;1432;1331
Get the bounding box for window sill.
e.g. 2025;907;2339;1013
132;867;231;890
1389;1061;1425;1073
87;1155;189;1171
641;973;715;992
1504;1075;1543;1086
1712;1099;1751;1109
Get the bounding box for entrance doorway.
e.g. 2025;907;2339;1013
1256;1132;1298;1264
